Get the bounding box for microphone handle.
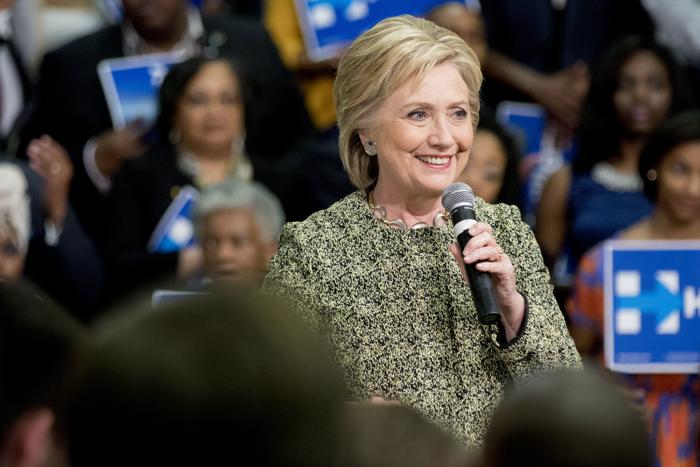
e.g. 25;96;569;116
455;228;502;326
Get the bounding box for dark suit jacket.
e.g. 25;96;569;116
0;37;31;152
8;161;104;321
21;14;315;244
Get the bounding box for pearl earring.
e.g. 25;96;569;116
365;140;377;156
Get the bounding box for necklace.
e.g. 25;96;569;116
590;161;643;193
367;192;449;230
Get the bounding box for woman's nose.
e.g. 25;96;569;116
427;116;454;149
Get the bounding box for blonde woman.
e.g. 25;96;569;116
264;15;581;445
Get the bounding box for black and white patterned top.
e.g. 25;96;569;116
263;191;581;445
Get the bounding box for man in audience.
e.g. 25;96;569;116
484;370;651;467
19;0;313;242
339;404;476;467
193;179;283;286
0;283;89;467
68;290;342;466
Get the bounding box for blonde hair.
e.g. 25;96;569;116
334;15;483;190
0;163;30;254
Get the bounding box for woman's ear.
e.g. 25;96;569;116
358;130;371;147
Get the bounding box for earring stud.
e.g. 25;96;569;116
365;140;377;156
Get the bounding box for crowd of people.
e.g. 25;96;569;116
2;0;700;466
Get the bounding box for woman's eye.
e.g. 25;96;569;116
186;94;208;106
453;108;468;119
408;110;428;120
221;94;241;106
670;162;687;174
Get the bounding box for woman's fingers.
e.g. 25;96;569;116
464;245;502;264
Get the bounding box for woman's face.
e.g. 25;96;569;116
174;61;244;154
613;50;672;136
365;62;474;199
656;141;700;224
456;129;507;203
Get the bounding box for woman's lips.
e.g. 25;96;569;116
416;155;452;167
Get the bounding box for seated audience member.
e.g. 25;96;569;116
68;290;343;467
455;111;522;208
0;283;89;467
19;0;313;243
0;150;102;319
484;370;651;467
339;404;476;467
570;111;700;467
194;179;284;286
536;36;694;277
106;56;266;298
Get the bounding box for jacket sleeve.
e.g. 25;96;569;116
488;203;583;377
262;222;328;333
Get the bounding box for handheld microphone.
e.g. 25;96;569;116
442;183;501;325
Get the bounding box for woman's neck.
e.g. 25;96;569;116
612;136;646;172
626;209;700;240
371;183;445;226
648;208;700;239
186;145;237;186
188;145;232;162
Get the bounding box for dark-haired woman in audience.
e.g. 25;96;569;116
106;57;257;298
570;111;700;467
456;111;522;209
537;36;694;277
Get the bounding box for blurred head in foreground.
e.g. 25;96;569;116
68;289;342;467
0;283;88;467
339;403;475;467
484;370;651;467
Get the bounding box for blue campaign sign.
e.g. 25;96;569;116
148;186;199;254
294;0;461;61
604;240;700;373
98;52;184;130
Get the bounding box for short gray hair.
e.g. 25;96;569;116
194;180;285;243
0;163;30;254
334;15;483;190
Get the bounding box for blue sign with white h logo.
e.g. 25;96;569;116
604;240;700;373
294;0;459;61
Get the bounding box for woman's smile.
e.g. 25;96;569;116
365;61;474;200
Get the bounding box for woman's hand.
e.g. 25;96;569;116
450;222;525;341
27;135;74;227
94;121;149;176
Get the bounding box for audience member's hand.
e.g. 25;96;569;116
94;120;149;177
27;135;73;227
531;62;590;131
178;245;204;281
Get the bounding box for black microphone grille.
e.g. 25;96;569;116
442;183;475;212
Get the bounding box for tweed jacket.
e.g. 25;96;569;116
264;191;582;445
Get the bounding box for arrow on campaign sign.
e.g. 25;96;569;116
616;278;684;325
